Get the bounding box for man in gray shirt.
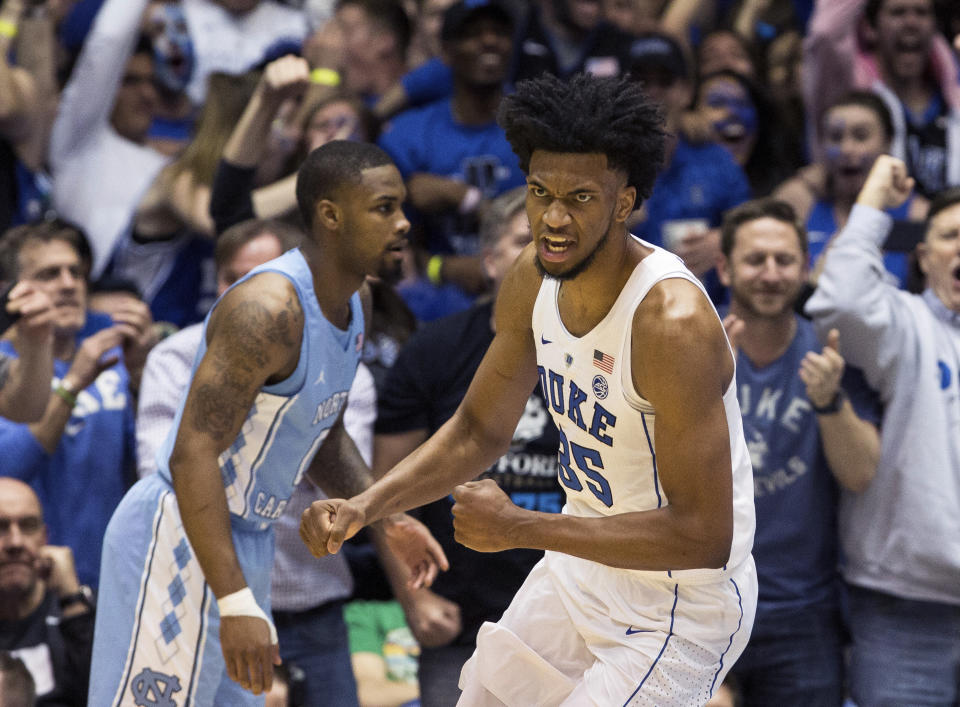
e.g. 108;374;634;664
806;154;960;706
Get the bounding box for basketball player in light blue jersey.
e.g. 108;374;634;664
302;74;758;706
88;141;448;706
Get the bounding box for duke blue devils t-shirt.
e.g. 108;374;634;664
732;315;880;619
0;311;135;588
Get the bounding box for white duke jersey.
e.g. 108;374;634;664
531;240;755;584
157;249;364;531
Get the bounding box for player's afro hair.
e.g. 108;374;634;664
498;73;666;205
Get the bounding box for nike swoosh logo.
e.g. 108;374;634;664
541;335;552;345
626;626;655;635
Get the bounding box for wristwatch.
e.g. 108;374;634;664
59;585;94;612
811;389;846;415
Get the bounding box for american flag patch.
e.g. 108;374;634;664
593;349;614;373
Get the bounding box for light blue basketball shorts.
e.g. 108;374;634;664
88;473;275;706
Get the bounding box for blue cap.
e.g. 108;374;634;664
440;0;514;41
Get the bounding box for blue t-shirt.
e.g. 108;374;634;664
58;0;106;51
104;230;217;329
396;276;474;323
148;114;196;145
638;138;751;303
14;162;52;225
734;315;880;621
400;58;453;107
378;98;526;256
0;311;135;588
637;139;752;248
806;198;912;288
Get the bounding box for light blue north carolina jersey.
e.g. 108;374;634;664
156;248;364;531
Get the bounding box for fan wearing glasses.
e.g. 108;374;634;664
0;477;94;707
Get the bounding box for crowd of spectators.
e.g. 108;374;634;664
0;0;957;705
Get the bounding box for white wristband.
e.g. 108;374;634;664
217;587;278;644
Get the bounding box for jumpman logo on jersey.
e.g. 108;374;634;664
314;370;326;385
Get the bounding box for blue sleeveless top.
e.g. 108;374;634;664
158;249;364;531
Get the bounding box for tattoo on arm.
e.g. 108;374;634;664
329;442;374;498
189;379;249;441
187;295;303;442
268;297;299;349
309;417;375;498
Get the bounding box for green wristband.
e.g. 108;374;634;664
53;384;78;408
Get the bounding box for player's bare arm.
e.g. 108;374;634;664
306;283;445;587
304;409;449;588
0;354;10;392
169;272;302;695
300;245;543;554
173;274;302;589
307;412;377;500
629;278;735;566
454;277;735;571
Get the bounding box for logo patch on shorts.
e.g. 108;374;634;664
130;667;182;706
626;626;654;635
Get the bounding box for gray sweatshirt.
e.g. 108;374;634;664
806;204;960;606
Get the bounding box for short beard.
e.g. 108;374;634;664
730;282;800;320
376;256;404;285
535;228;610;281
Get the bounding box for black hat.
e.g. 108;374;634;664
441;0;514;42
627;33;689;80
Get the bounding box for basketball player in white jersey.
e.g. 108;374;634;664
301;73;758;706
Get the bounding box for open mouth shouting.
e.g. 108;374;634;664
539;234;575;262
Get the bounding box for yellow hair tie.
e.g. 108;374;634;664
0;20;18;39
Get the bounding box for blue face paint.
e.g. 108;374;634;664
824;117;881;171
705;87;757;137
824;144;843;166
150;4;196;94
